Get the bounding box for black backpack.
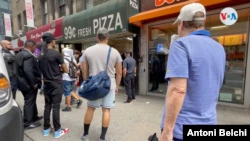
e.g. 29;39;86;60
64;58;79;78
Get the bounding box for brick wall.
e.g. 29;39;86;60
11;0;43;37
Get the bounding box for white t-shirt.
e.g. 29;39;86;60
82;44;122;89
62;55;77;81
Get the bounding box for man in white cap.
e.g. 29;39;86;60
160;3;225;141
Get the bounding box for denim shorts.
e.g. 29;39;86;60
63;80;75;97
87;89;116;109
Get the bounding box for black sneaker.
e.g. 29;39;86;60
124;100;131;103
71;99;78;105
62;107;72;112
76;100;83;108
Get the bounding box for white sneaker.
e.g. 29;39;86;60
81;135;90;141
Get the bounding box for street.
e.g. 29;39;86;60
16;89;250;141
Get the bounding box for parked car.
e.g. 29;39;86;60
0;48;23;141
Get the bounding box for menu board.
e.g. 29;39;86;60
218;36;224;45
224;34;243;46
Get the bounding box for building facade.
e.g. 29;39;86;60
11;0;111;40
0;0;12;41
130;0;250;108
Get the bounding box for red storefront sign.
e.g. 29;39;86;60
26;17;64;42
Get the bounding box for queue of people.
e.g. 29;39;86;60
0;2;227;141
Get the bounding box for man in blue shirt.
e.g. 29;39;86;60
160;3;226;141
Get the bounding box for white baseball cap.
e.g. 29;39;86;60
173;3;206;25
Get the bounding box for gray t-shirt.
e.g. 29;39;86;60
123;56;136;74
82;44;122;89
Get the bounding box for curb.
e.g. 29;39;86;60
24;132;34;141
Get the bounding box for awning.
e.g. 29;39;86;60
26;17;64;43
129;0;231;27
62;0;139;42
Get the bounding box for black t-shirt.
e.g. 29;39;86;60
38;49;64;82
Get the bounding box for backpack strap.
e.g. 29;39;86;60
65;58;78;69
106;47;112;71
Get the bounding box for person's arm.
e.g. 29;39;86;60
134;67;137;76
161;41;189;139
56;52;68;73
164;78;187;131
116;62;122;92
122;60;127;77
115;52;123;93
61;63;68;73
81;52;89;80
82;61;89;80
23;56;37;89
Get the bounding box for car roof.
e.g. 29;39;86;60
0;48;10;81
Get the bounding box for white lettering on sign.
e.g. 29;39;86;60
108;15;114;31
93;12;123;34
78;27;92;37
130;0;138;10
30;28;56;40
64;26;76;39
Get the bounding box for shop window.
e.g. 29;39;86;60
86;0;93;9
207;9;250;104
17;14;22;31
23;10;27;32
43;0;48;24
147;8;250;105
59;0;66;17
70;0;74;14
51;0;55;20
148;23;177;94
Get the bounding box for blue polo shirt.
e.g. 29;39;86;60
161;30;226;140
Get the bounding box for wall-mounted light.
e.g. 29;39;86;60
210;25;229;30
127;37;132;41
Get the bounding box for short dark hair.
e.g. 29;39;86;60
124;49;130;55
25;40;36;48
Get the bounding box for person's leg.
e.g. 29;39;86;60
83;106;96;136
22;89;36;127
123;76;132;102
62;81;72;111
43;93;52;130
52;93;63;131
131;75;136;100
100;108;110;140
82;99;101;139
10;77;17;99
71;91;83;108
100;89;115;140
32;88;40;120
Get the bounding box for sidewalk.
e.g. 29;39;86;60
16;90;250;141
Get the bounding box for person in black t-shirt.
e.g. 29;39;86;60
38;33;69;138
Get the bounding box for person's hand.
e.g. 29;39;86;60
34;84;38;90
160;130;173;141
115;87;119;94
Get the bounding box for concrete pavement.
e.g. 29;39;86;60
17;90;250;141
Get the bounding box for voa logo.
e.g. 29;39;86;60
220;7;238;26
64;26;76;39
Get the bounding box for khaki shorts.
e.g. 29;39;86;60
87;89;116;109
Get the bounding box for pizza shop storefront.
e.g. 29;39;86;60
130;0;250;108
62;0;140;56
